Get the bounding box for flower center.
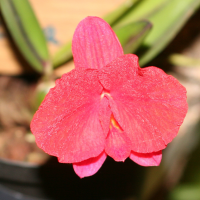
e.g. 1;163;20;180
100;91;121;130
110;114;121;130
100;91;111;99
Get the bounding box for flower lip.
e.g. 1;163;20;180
110;114;122;131
100;92;122;131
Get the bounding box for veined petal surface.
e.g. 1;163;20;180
31;68;106;163
72;16;123;69
99;54;188;153
99;96;112;135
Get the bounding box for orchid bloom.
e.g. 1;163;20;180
31;17;188;178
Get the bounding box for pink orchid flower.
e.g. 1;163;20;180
31;17;188;178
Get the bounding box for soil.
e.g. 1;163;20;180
0;75;50;164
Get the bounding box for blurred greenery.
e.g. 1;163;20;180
114;20;152;54
169;54;200;68
169;184;200;200
116;0;200;66
52;41;72;68
168;121;200;199
0;0;51;74
104;0;140;25
52;0;200;68
1;0;200;72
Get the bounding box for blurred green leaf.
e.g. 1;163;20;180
34;89;47;112
169;54;200;67
104;0;140;25
138;0;200;66
114;20;152;54
31;80;55;112
0;0;50;73
168;184;200;200
115;0;168;26
116;0;200;66
53;0;200;69
52;42;72;68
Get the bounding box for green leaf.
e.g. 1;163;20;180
115;0;168;26
104;0;140;25
169;54;200;67
169;185;200;200
138;0;200;66
0;0;50;73
52;42;72;68
114;20;152;54
115;0;200;66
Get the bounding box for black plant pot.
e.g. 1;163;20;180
0;157;145;200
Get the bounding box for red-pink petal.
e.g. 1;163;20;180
31;68;106;163
99;54;188;153
105;126;131;162
130;151;162;166
99;96;112;135
73;152;107;178
72;16;123;69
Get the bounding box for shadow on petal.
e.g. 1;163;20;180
129;151;162;166
73;152;107;178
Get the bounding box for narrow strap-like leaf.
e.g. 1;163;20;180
169;54;200;68
114;20;152;54
139;0;200;66
115;0;168;26
0;0;50;73
104;0;140;25
52;42;72;68
116;0;200;66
